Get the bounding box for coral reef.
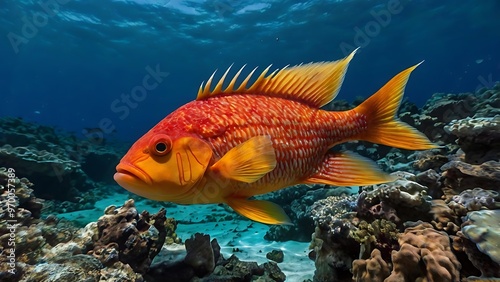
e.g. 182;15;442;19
307;86;500;281
261;183;353;242
358;173;432;223
309;195;360;282
444;116;500;164
350;219;399;260
0;117;125;210
0;169;288;281
452;231;500;278
0;167;43;222
352;249;390;282
2;85;500;281
386;222;461;282
89;199;172;274
441;161;500;201
461;210;500;265
430;199;461;233
451;188;500;212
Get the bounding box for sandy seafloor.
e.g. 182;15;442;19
57;191;315;281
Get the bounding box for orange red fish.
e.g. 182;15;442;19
114;49;436;225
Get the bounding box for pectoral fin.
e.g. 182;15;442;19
304;151;396;186
211;136;276;183
226;197;292;225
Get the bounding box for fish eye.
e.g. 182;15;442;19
149;134;172;156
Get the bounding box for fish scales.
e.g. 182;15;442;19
160;94;364;197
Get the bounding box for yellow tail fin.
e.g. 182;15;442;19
354;63;437;150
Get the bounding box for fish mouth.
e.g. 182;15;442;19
114;163;153;186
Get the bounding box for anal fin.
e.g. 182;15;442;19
225;197;292;225
211;136;276;183
304;151;396;186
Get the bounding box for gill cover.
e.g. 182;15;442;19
134;135;213;200
165;136;213;188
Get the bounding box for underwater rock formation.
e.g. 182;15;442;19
266;249;284;263
305;84;500;282
146;232;286;282
184;233;218;276
441;161;500;201
0;117;125;209
0;171;138;281
358;173;433;224
444;116;500;164
451;188;500;212
309;195;359;282
261;183;353;242
89;199;172;274
0;144;94;202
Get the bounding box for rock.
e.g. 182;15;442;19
262;261;286;282
184;233;216;277
451;188;500;211
0;145;95;202
0;117;126;208
309;195;359;282
358;173;432;223
441;161;500;200
90;199;168;274
444;116;500;164
266;249;284;263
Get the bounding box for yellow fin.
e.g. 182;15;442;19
197;48;358;108
211;136;276;183
354;62;438;150
303;151;396;186
226;197;292;225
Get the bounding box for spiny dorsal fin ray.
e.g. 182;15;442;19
196;48;358;107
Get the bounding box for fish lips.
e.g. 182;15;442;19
114;162;153;189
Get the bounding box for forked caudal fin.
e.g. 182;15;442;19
354;62;438;150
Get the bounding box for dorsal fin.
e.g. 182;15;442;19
196;48;358;108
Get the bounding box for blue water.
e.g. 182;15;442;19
1;0;499;142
